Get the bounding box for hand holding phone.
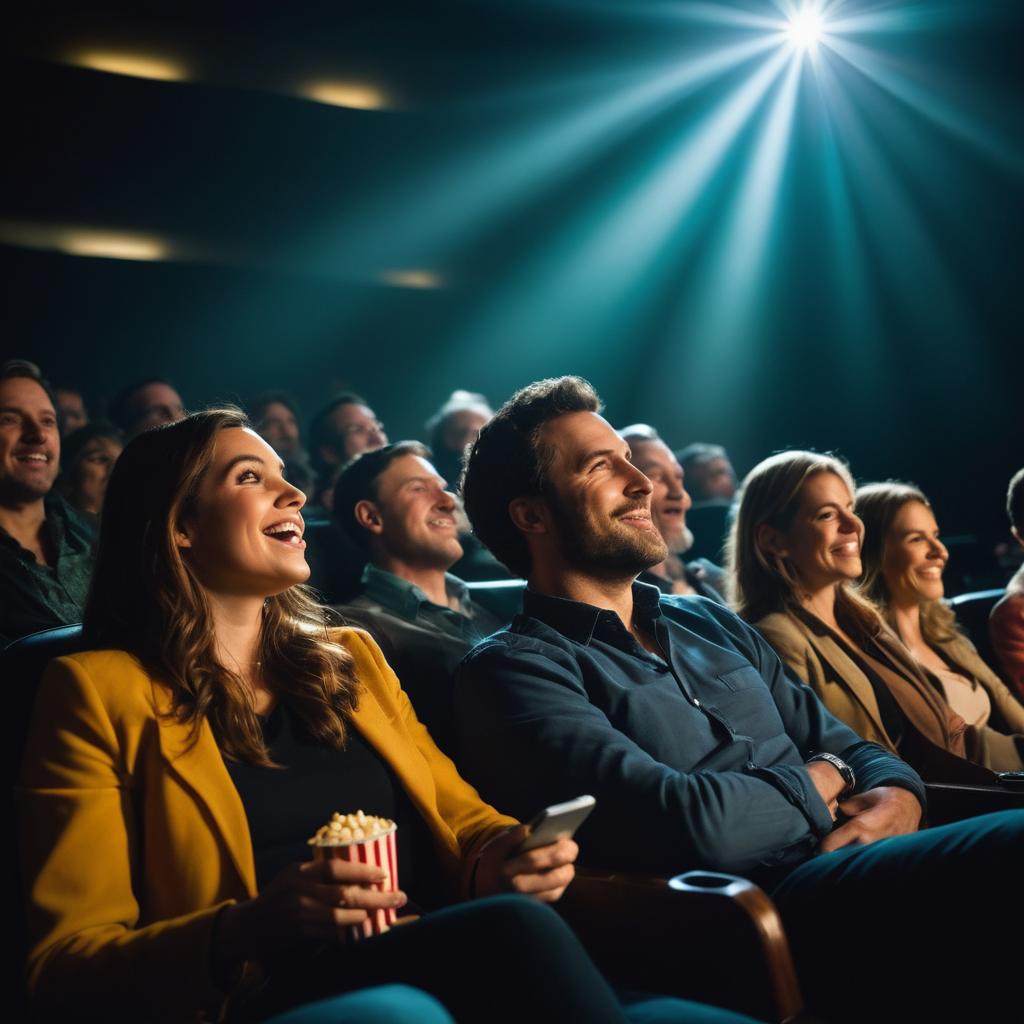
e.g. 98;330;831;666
517;795;596;853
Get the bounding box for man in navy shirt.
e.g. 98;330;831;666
454;376;1023;1024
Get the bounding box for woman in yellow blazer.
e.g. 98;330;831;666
18;409;717;1024
726;450;1008;782
855;481;1024;770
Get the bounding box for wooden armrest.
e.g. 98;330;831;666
558;867;803;1023
924;781;1024;826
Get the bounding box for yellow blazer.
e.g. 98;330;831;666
17;627;516;1023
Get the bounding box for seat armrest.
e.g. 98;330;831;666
924;781;1024;826
558;867;803;1023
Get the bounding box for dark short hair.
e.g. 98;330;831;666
0;359;61;431
332;440;432;550
108;377;176;433
61;419;124;469
676;442;728;470
618;423;660;444
461;376;601;577
248;391;300;425
308;392;368;475
1008;468;1024;534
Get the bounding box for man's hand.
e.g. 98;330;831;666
473;825;578;904
819;786;923;854
805;760;847;820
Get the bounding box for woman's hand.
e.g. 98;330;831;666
214;858;408;969
472;825;578;904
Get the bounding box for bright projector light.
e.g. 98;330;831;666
787;8;824;50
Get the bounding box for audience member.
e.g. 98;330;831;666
990;467;1024;700
331;443;502;752
453;376;1024;1024
309;392;388;512
250;391;304;458
56;420;124;523
108;377;186;439
730;451;1009;778
676;443;737;503
619;424;725;601
853;481;1024;765
0;361;94;646
18;408;723;1024
425;390;493;492
53;386;88;434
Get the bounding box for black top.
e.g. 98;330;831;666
226;702;432;900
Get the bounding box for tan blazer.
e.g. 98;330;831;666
932;630;1024;770
17;627;516;1023
753;610;1009;780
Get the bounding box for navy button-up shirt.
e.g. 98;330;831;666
454;582;924;877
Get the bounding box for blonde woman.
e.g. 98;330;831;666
856;481;1024;770
727;450;997;781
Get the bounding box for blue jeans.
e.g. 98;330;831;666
772;810;1024;1023
248;895;761;1023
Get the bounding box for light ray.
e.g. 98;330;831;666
445;48;792;369
676;49;805;401
823;36;1024;175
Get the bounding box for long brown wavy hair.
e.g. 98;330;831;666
726;450;883;637
83;408;360;765
855;481;959;645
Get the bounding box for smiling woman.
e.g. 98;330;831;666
20;407;735;1024
856;481;1024;768
726;450;1017;781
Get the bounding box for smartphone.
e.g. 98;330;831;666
517;795;596;853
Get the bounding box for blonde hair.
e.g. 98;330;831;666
727;450;882;636
85;408;359;766
855;481;958;645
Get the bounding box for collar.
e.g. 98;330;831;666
361;562;471;620
522;579;664;645
0;492;70;556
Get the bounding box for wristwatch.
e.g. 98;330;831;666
807;752;856;798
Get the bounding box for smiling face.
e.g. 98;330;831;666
0;376;60;504
177;427;309;597
772;471;864;593
881;500;948;607
330;403;388;462
258;401;300;456
68;435;123;515
631;438;693;555
55;388;88;434
360;453;463;570
125;382;186;437
539;411;667;579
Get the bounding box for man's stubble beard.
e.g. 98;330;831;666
550;493;668;581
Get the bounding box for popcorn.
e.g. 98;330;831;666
308;810;396;847
308;810;400;941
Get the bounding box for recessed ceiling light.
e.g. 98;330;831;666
71;50;188;82
381;269;444;289
305;81;388;110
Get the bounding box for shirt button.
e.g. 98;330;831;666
693;698;701;707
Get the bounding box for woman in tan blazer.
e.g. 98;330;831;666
726;450;1009;781
856;481;1024;770
18;409;708;1024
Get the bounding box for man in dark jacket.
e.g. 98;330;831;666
453;375;1023;1024
0;361;94;646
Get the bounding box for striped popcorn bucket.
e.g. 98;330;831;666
313;825;399;941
